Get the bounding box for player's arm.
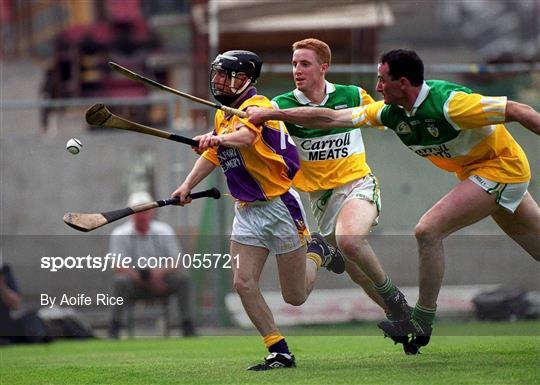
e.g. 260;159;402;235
247;106;354;129
196;125;257;151
171;157;217;205
216;125;257;148
505;100;540;135
447;92;540;135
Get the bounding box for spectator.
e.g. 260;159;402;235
108;191;196;338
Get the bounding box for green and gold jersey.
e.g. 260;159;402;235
351;80;530;183
273;81;374;192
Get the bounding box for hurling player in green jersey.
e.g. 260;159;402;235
272;38;412;328
247;49;540;354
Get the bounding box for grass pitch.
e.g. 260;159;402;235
2;321;539;385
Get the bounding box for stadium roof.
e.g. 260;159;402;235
193;0;394;33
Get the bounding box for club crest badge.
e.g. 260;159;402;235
426;123;439;137
396;121;412;134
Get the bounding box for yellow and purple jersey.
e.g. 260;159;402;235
202;89;300;202
351;80;530;183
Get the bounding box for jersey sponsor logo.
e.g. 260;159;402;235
335;104;348;110
300;132;352;161
409;127;493;159
426;123;439;137
396;121;412;134
218;148;242;172
412;144;451;158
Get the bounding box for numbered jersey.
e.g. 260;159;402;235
202;89;300;202
273;82;374;191
351;80;530;183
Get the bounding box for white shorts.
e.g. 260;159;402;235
231;189;309;254
469;175;528;213
309;174;381;237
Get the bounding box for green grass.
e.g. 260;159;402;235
1;321;539;385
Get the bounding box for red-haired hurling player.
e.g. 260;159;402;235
273;38;413;332
171;50;345;371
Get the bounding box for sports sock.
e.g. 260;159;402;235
412;303;436;326
263;331;290;354
306;238;323;268
373;275;397;300
306;252;322;268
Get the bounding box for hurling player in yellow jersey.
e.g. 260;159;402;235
273;38;412;325
247;49;540;354
171;50;344;370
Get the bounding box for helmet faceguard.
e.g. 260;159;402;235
210;50;262;106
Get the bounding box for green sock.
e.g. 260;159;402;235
412;304;437;326
374;276;397;301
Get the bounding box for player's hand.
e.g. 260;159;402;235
193;132;222;153
171;184;192;206
246;107;273;126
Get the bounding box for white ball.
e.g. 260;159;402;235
66;138;82;155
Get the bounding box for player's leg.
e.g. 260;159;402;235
379;178;499;349
416;179;498;305
335;184;410;321
230;241;272;336
233;195;302;371
336;199;385;280
231;240;296;371
490;192;540;261
235;243;301;372
343;260;388;313
248;188;345;370
276;245;314;306
275;187;346;305
276;232;344;307
276;235;347;307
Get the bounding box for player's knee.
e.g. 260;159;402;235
414;220;441;244
336;235;355;256
233;276;259;296
337;235;368;258
282;292;306;306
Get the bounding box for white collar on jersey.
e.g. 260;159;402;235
293;80;336;106
277;81;335;150
399;81;430;117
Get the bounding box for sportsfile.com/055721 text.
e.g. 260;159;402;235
40;253;240;272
